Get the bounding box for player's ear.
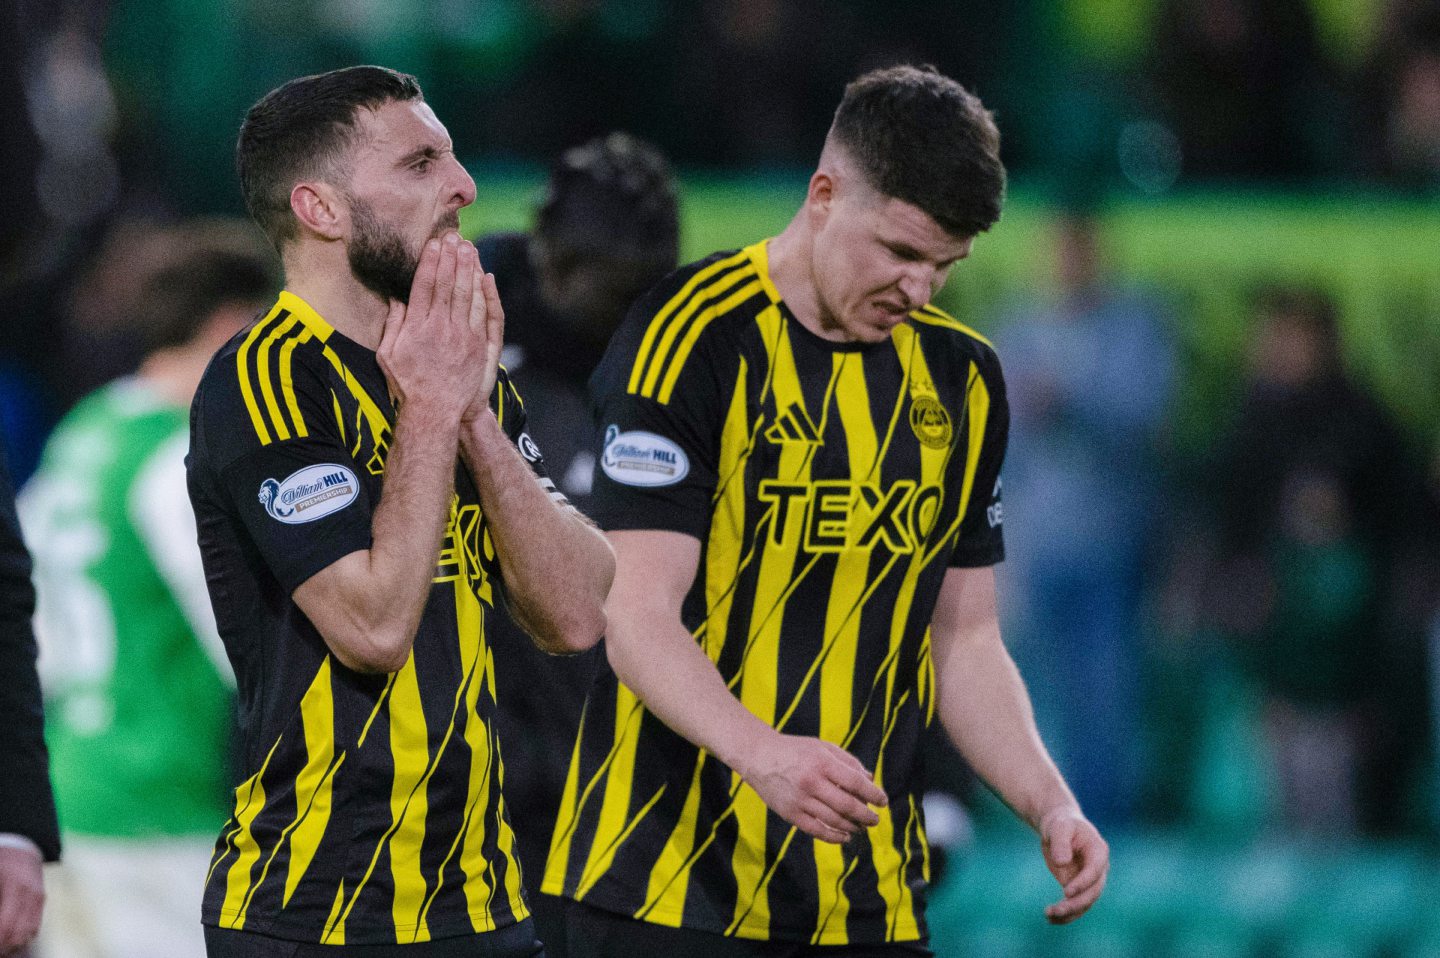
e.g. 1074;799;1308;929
805;169;836;228
291;181;347;241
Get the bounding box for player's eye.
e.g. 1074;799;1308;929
413;158;432;173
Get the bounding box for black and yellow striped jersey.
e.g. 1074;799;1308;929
187;291;549;945
542;241;1009;945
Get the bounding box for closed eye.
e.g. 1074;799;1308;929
885;242;924;262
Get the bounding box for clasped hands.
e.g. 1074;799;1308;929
377;231;505;424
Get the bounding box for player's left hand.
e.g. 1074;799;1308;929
1038;807;1108;925
462;253;506;423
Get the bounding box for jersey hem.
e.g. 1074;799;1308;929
553;886;924;946
204;906;529;946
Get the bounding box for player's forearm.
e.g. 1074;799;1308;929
459;412;612;653
605;599;778;775
934;621;1078;831
298;398;459;673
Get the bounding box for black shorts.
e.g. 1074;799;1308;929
204;919;545;957
553;898;933;958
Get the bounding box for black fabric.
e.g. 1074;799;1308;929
558;899;933;958
205;918;546;957
189;298;547;943
546;244;1009;944
0;439;60;861
474;232;604;895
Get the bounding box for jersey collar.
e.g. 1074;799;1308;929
275;290;336;343
745;239;783;307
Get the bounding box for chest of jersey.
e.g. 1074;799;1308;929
734;316;971;561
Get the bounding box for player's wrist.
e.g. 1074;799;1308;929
721;721;782;783
459;390;498;426
396;391;467;429
1034;797;1084;834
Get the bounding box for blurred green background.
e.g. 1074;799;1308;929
4;1;1440;955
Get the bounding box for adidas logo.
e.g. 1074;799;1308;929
765;404;822;446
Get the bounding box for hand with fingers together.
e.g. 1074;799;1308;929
736;731;889;845
462;254;506;422
1039;806;1109;924
376;231;487;422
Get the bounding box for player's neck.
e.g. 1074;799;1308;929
766;216;825;337
282;242;389;350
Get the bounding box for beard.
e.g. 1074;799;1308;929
348;199;419;304
346;200;461;305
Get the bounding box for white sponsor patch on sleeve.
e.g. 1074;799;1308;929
600;425;689;488
258;464;360;524
517;431;543;463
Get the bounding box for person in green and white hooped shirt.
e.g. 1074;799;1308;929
20;219;277;958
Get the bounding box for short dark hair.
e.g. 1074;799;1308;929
829;64;1006;237
139;219;279;352
237;65;423;247
535;132;680;276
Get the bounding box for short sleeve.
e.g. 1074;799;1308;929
584;285;733;541
949;348;1009;568
495;366;566;505
191;350;376;594
219;440;375;592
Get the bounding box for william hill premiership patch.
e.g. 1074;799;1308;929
601;425;688;487
259;464;359;524
909;396;953;449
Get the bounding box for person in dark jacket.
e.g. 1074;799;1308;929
475;132;679;951
0;438;61;955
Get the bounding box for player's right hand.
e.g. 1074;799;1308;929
377;231;486;421
738;732;888;845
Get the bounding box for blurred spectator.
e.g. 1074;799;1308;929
1148;0;1338;180
1357;5;1440;188
478;2;681;164
20;219;277;958
474;131;678;946
996;211;1175;828
1200;286;1418;834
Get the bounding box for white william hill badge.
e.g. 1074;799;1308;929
259;464;359;524
600;425;688;487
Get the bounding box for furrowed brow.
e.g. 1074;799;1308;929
396;144;446;167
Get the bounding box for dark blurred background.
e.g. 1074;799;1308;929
4;1;1440;956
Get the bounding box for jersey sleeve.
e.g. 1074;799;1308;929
191;349;376;594
494;366;566;505
949;346;1009;568
584;278;733;541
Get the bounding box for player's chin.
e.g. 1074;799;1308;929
858;317;905;342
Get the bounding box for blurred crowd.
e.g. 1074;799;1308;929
994;219;1440;841
1;2;1439;954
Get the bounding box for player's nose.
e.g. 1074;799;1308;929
446;155;476;209
898;270;930;310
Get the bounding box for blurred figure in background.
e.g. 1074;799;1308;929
477;132;680;509
1358;4;1440;188
21;219;277;958
475;131;679;947
1202;287;1415;834
0;437;61;958
1148;0;1339;181
996;211;1175;828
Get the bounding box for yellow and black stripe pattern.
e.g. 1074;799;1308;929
194;292;532;945
544;243;1008;944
